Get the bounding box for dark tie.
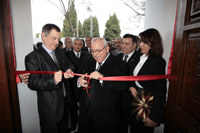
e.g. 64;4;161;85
77;53;80;59
124;55;128;63
96;62;102;71
89;48;92;53
51;51;66;97
51;51;59;67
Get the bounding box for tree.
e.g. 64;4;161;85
36;33;40;38
47;0;76;37
82;16;100;38
122;0;145;25
92;16;100;37
78;20;82;38
104;13;121;41
62;0;77;37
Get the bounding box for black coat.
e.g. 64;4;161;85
66;50;89;72
66;50;90;100
116;51;140;108
130;55;166;124
25;46;75;123
81;47;90;53
76;54;128;133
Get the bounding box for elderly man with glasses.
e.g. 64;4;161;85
75;37;128;133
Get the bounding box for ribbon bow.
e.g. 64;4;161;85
132;90;154;121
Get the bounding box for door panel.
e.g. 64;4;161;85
164;0;200;133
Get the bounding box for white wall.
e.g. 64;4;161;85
10;0;40;132
144;1;177;132
145;0;177;72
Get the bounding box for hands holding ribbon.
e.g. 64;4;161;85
64;69;74;79
54;69;74;85
19;73;30;84
90;71;103;80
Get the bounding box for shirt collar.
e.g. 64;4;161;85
96;53;110;67
42;43;53;54
73;50;81;56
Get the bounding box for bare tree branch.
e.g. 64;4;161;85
47;0;76;37
122;1;145;16
47;0;65;16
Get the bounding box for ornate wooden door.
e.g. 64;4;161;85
0;0;22;132
164;0;200;132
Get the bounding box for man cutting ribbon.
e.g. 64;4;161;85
75;37;128;133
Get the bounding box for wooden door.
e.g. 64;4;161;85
0;0;22;132
164;0;200;133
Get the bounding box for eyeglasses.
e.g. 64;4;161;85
91;46;107;54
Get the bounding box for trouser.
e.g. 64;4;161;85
41;97;70;133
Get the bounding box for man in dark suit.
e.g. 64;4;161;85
25;24;75;133
67;38;89;72
66;38;89;131
81;36;92;53
64;37;73;53
76;37;128;133
116;34;140;133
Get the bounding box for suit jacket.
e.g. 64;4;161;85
116;51;140;108
66;50;90;100
130;55;166;124
81;47;90;53
63;47;73;53
25;46;75;123
66;50;89;72
76;54;128;133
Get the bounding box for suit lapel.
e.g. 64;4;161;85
138;58;150;75
40;47;59;70
99;54;113;71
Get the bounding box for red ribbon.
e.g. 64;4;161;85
14;2;178;84
15;70;170;81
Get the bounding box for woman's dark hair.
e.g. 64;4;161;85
139;28;163;59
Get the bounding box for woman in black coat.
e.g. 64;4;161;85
129;28;167;133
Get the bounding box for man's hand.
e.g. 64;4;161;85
54;70;62;85
78;74;88;88
129;87;138;97
64;69;74;79
19;73;30;84
143;117;157;127
90;71;103;80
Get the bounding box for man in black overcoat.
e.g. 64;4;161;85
25;24;75;133
66;38;89;131
116;34;140;133
76;37;128;133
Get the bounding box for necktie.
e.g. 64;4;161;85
96;62;102;71
89;48;92;53
124;55;128;63
51;51;59;67
51;51;66;97
77;53;80;58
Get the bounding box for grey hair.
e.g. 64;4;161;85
73;38;83;45
65;37;72;41
115;37;122;42
92;37;108;47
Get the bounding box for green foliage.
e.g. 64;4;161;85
82;16;100;38
36;33;40;38
62;1;77;37
78;20;82;38
104;13;121;41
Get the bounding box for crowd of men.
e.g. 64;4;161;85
19;23;164;133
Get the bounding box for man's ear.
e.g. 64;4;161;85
41;32;45;40
106;45;109;52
